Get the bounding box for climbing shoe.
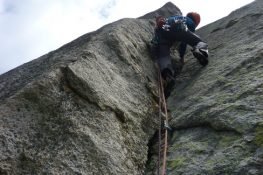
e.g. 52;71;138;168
192;42;209;66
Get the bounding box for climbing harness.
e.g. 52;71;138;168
156;65;170;175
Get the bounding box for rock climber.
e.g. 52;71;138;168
151;12;209;98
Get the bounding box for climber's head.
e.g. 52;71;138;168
187;12;201;27
155;16;166;28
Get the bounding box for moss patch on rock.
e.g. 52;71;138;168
167;157;186;169
254;123;263;147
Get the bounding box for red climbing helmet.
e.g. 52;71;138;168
155;16;166;28
187;12;201;27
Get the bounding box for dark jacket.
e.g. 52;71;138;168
152;15;198;59
166;16;197;58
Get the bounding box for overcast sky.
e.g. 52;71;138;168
0;0;254;75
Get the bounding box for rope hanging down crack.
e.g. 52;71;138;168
156;66;170;175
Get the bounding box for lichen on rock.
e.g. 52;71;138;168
1;1;263;174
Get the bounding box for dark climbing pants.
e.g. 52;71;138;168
161;27;202;47
157;28;203;77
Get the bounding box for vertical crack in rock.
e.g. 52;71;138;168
1;1;263;174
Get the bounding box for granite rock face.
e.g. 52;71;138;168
146;0;263;174
0;8;177;175
0;1;263;175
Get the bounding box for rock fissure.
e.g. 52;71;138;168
1;1;263;174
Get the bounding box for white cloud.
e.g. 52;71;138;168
0;0;255;74
0;0;110;74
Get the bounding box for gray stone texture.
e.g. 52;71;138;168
1;1;263;175
157;0;263;174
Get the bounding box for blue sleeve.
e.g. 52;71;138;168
185;17;196;32
179;17;196;58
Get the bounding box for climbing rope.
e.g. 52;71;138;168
156;66;169;175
